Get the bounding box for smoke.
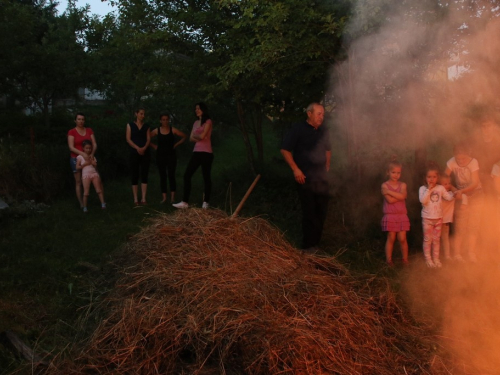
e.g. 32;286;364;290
330;0;500;174
330;1;500;372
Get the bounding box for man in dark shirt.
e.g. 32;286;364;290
281;103;331;252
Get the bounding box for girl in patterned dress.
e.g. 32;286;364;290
381;158;410;266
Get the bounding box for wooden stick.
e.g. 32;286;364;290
231;174;261;218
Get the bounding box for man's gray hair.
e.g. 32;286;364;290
306;102;322;113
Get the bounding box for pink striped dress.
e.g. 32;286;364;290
381;182;410;232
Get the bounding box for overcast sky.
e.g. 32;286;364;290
57;0;116;17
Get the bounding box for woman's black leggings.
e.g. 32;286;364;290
157;154;177;193
130;150;150;185
183;152;214;203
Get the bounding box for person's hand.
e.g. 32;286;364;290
137;147;145;155
91;158;97;166
455;190;463;199
293;168;306;184
82;153;90;161
428;183;436;190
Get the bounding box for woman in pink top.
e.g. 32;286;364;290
173;102;213;209
67;113;97;208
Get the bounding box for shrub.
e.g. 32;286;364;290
0;142;68;202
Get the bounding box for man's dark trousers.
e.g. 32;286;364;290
297;180;329;249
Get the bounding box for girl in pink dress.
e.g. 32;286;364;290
381;158;410;266
76;140;106;213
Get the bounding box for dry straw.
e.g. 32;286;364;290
50;209;442;374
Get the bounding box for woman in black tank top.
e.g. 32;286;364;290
150;112;187;203
126;108;151;205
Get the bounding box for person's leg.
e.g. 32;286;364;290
92;175;105;205
422;218;433;263
385;232;397;264
140;152;150;203
74;171;83;208
70;158;83;207
157;157;168;202
441;223;451;260
311;181;330;248
431;218;442;265
130;152;140;203
82;178;91;210
140;183;148;203
397;230;409;263
167;154;177;202
132;185;139;204
200;153;214;203
182;153;201;203
297;182;318;249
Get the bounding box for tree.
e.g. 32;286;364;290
0;0;88;126
83;1;209;121
136;0;352;173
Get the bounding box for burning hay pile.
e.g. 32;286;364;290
53;209;438;374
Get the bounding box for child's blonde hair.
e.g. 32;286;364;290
386;155;402;173
440;174;451;182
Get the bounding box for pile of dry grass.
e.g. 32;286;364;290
51;209;441;374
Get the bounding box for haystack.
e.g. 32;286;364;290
51;209;438;374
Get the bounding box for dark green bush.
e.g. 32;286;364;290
0;142;67;201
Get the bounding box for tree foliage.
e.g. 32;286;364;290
0;0;87;125
132;0;353;172
83;1;208;123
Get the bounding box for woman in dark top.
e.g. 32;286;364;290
150;112;187;203
126;108;151;206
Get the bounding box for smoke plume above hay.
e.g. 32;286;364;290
331;1;500;373
330;0;500;173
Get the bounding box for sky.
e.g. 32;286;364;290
57;0;116;17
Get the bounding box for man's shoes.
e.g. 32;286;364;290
172;201;189;209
